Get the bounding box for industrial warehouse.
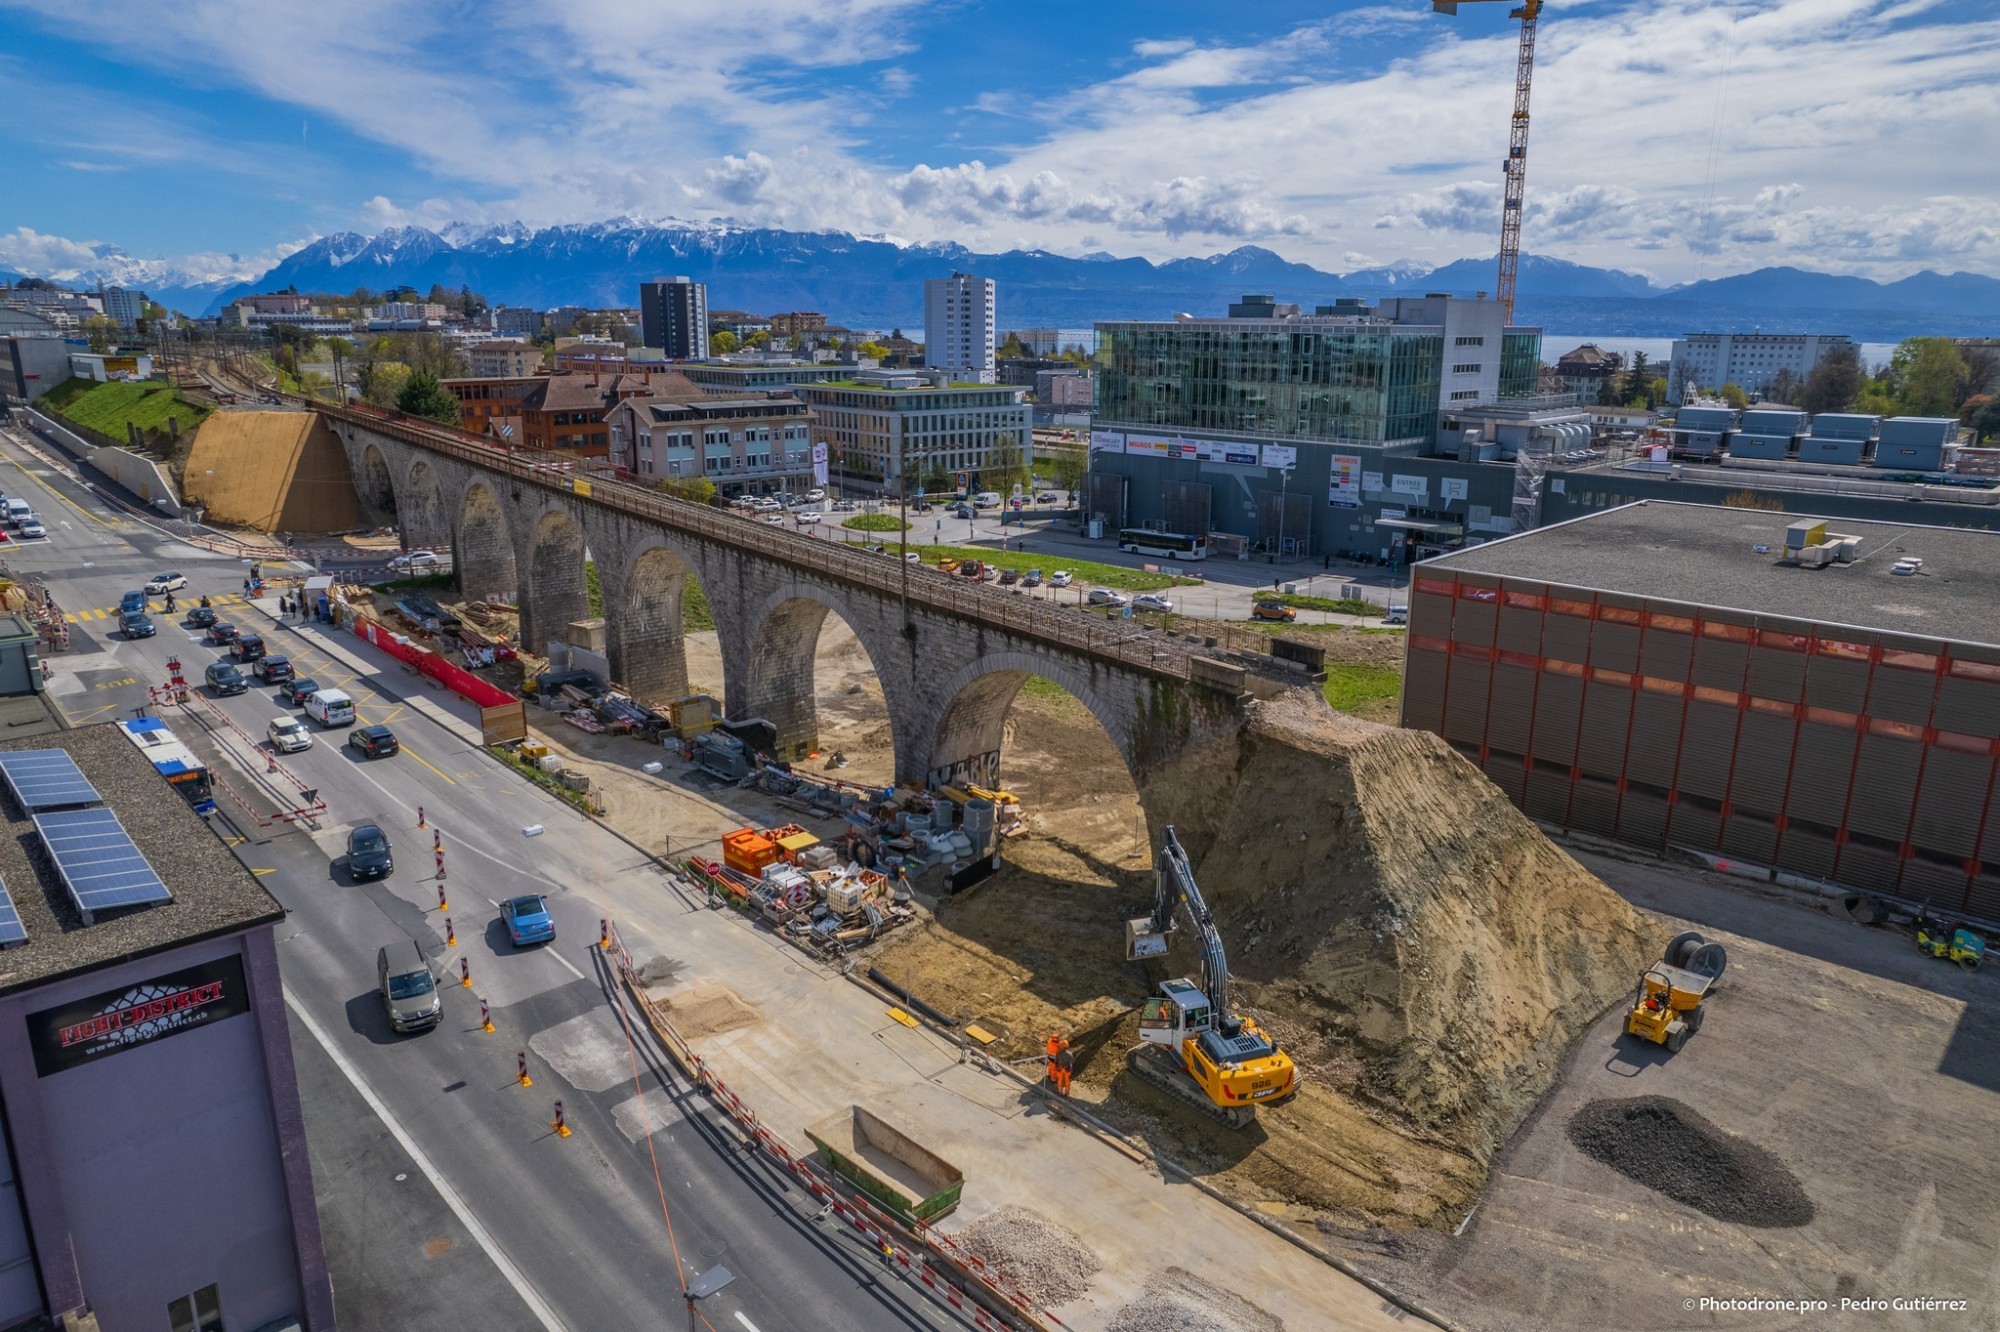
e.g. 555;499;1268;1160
1404;502;2000;922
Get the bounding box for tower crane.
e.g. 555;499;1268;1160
1430;0;1544;324
1123;827;1296;1127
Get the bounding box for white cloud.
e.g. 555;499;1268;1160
1;0;1994;278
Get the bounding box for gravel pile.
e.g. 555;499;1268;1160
955;1206;1100;1307
1568;1095;1814;1228
1106;1267;1283;1332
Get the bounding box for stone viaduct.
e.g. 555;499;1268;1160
324;404;1309;846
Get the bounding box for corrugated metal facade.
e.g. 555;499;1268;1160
1402;569;2000;923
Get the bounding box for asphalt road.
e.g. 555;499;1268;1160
0;423;972;1332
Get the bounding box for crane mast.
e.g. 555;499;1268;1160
1432;0;1544;324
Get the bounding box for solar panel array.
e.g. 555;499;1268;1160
33;807;173;923
0;749;103;812
0;876;24;948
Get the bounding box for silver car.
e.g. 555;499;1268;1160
377;943;441;1033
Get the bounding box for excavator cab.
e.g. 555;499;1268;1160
1138;979;1212;1049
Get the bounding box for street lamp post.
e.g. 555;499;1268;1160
1272;464;1295;565
899;447;932;635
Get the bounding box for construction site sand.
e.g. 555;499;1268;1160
181;411;359;533
871;690;1661;1231
653;984;763;1040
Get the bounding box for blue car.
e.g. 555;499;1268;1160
120;590;149;615
500;894;555;947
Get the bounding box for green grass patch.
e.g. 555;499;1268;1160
1271;592;1384;617
1322;662;1403;714
841;513;909;532
45;378;209;439
875;541;1197;592
1018;675;1069;699
372;572;457;593
684;578;714;631
584;560;604;616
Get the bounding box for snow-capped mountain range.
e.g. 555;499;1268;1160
11;217;1998;340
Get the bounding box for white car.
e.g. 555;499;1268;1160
17;519;44;540
804;488;826;502
1049;571;1074;588
388;550;440;571
145;573;187;594
1087;588;1130;607
1132;593;1174;613
267;716;313;754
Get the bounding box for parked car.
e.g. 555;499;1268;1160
830;500;856;513
1382;604;1409;626
1021;569;1043;588
1088;588;1131;607
347;823;394;880
17;518;43;540
267;716;313;754
203;661;248;697
206;622;239;645
904;550;921;562
1132;593;1174;613
997;568;1020;585
120;612;156;639
278;676;321;706
500;893;556;947
1049;571;1073;588
144;573;187;594
804;488;826;502
1251;600;1297;623
186;606;217;628
377;943;440;1034
252;655;294;682
120;590;148;616
347;725;399;759
388;550;440;571
1036;491;1061;503
232;634;267;663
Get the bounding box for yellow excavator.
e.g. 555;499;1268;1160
1124;827;1296;1127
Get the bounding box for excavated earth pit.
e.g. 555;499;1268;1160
1567;1095;1815;1228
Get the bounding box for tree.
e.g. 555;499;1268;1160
997;332;1029;360
1963;346;2000;401
657;475;717;504
1972;395;2000;444
1049;447;1088;495
745;330;771;349
1888;337;1969;417
710;330;740;355
325;336;353;397
1623;350;1651;405
366;362;412;409
83;314;115;354
856;340;890;361
1765;367;1803;406
396;370;462;426
919;462;954;497
1719;383;1748;410
981;433;1032;494
1801;344;1862;415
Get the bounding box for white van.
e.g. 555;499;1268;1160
972;492;1003;510
304;688;356;728
4;499;30;527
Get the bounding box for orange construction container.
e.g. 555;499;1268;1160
722;828;780;876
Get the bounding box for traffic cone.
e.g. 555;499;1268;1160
517;1052;532;1087
445;916;457;947
552;1100;571;1138
598;918;611;950
417;805;427;829
437;882;449;913
480;998;494;1034
459;958;472;989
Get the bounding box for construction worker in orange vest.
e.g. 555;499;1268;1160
1053;1037;1074;1097
1045;1033;1062;1091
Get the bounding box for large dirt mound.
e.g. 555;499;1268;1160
1568;1096;1814;1227
182;411;358;533
1168;691;1659;1153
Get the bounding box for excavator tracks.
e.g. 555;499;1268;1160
1124;1043;1254;1130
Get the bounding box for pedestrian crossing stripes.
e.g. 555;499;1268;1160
64;593;249;624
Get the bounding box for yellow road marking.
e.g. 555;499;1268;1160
227;836;246;847
63;613;77;624
39;476;119;529
251;868;277;876
399;744;456;786
63;703;116;723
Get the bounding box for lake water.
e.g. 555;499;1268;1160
1542;335;1900;371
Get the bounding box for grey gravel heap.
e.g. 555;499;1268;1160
1568;1095;1814;1228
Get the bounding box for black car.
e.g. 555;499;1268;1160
207;622;239;646
121;612;157;639
203;661;248;697
232;634;266;662
346;824;393;880
186;606;217;628
252;655;294;682
347;725;399;759
278;676;320;706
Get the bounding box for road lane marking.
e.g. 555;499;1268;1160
398;743;457;786
282;994;569;1332
251;868;277;875
552;949;586;982
734;1314;763;1332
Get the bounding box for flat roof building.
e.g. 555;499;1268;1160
1404;501;2000;923
639;277;708;360
1669;332;1853;399
797;371;1027;493
924;272;996;384
606;391;811;497
0;724;332;1331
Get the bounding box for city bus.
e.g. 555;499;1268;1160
119;716;216;814
1116;528;1209;561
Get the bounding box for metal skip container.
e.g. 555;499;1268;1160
805;1106;964;1224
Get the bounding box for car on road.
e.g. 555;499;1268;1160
186;606;217;628
997;568;1020;585
1382;604;1408;626
120;612;156;639
1049;571;1073;588
267;716;312;754
145;573;187;594
1132;593;1174;613
804;488;826;503
1251;600;1297;623
792;511;820;525
277;676;320;706
829;500;856;513
17;518;43;540
1088;588;1131;607
231;634;266;663
206;622;238;646
500;893;556;947
120;590;148;616
203;661;248;697
1022;569;1043;588
1036;491;1061;503
387;550;440;571
305;689;356;728
347;823;394;880
377;943;440;1034
252;655;294;682
951;504;974;519
347;725;399;759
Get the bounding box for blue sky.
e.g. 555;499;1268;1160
1;0;1995;286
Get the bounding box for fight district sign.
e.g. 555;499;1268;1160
26;955;252;1077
